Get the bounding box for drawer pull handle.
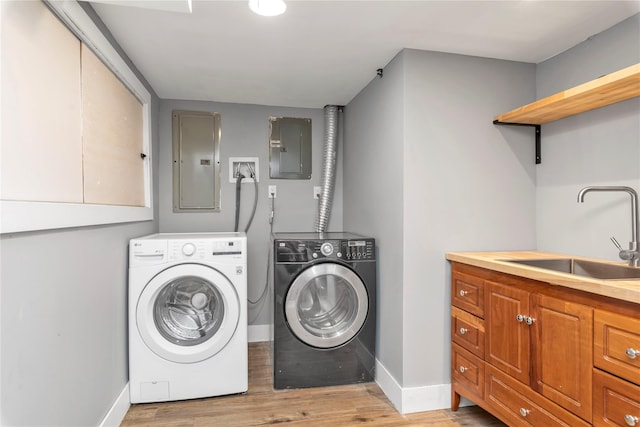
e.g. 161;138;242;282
459;328;468;335
459;366;467;373
459;290;468;297
519;408;530;417
625;414;639;426
626;348;640;359
516;314;525;323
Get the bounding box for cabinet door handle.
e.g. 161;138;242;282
626;348;640;359
516;314;525;323
459;366;467;373
459;328;468;335
525;316;536;325
459;290;468;297
625;414;639;426
519;408;530;417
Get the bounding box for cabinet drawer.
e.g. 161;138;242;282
452;306;485;357
595;309;640;386
452;343;484;402
485;365;590;427
593;368;640;427
452;271;485;318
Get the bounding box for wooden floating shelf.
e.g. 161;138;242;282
494;63;640;125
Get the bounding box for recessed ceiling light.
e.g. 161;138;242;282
248;0;286;17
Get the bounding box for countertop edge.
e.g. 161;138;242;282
446;250;640;305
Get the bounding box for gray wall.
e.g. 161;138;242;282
158;100;344;325
536;14;640;260
344;49;536;390
343;52;406;382
0;4;160;426
402;50;536;387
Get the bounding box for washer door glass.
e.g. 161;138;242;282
285;263;368;348
154;276;225;346
137;264;240;363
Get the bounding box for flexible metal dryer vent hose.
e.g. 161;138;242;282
315;105;339;232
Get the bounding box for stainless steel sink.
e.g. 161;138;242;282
504;258;640;280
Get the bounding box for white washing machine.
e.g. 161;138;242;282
128;232;247;403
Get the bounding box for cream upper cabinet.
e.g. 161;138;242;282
0;0;152;232
1;0;84;203
82;45;145;207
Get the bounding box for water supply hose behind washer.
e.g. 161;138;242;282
233;162;258;233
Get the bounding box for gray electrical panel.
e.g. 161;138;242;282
269;117;311;179
172;110;221;212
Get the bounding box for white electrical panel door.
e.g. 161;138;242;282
172;111;221;212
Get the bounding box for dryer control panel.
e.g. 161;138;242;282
341;239;375;260
275;237;375;263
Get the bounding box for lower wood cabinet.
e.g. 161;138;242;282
594;310;640;386
486;364;590;427
485;277;593;421
452;306;485;356
450;261;640;427
593;369;640;427
530;293;593;421
451;343;484;403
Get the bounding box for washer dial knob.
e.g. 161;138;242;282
182;243;196;256
320;242;334;256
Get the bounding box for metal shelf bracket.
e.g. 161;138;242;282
493;121;541;164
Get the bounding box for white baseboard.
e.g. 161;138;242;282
99;383;130;427
375;357;403;412
375;358;473;414
248;324;270;342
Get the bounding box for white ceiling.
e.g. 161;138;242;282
90;0;640;108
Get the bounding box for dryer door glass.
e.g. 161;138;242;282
285;263;368;348
154;276;225;346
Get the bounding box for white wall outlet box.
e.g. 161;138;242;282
268;185;277;198
229;157;259;183
313;186;322;199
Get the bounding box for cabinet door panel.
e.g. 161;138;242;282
452;271;485;318
595;309;640;386
1;1;83;203
452;343;485;402
531;294;593;422
486;365;591;427
593;368;640;427
486;281;530;385
82;44;144;206
452;306;485;357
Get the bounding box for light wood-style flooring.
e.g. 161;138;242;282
121;342;505;426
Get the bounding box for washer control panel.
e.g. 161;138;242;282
168;239;243;261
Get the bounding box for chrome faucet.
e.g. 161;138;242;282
577;186;640;267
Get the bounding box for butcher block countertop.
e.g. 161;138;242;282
446;250;640;304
